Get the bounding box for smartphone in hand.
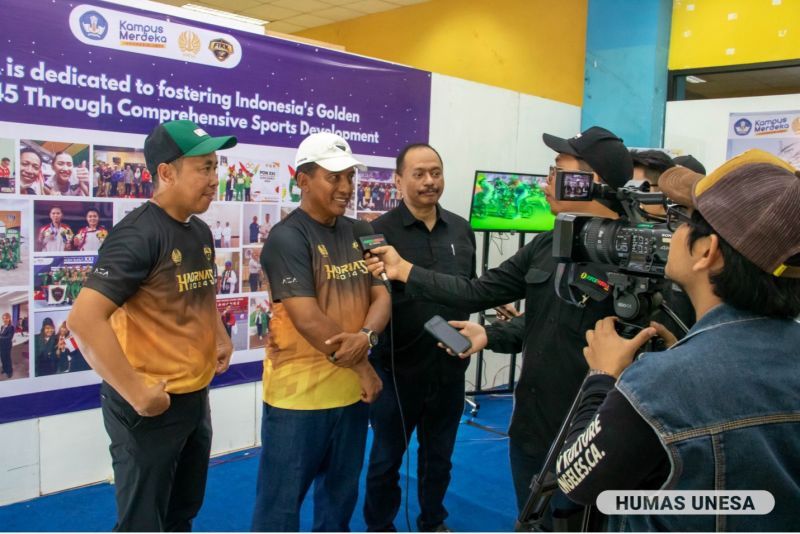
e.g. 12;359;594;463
424;315;471;355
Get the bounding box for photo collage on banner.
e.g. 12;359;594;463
0;134;403;398
356;167;402;223
2;137;116;383
0;0;431;421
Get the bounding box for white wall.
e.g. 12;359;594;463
0;382;263;506
0;73;579;509
664;93;800;171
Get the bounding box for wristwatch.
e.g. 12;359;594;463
360;328;379;349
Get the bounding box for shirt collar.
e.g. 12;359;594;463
398;201;449;228
670;303;768;350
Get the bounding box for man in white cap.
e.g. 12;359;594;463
252;132;391;532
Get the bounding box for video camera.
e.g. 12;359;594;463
550;170;673;330
552;170;670;275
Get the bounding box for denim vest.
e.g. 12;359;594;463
615;303;800;531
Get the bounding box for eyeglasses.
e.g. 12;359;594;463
666;204;693;232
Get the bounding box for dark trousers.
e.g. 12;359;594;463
101;382;212;532
1;346;11;376
510;438;584;531
249;273;260;292
364;365;465;531
509;438;545;513
251;401;369;532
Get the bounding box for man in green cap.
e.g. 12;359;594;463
68;120;237;531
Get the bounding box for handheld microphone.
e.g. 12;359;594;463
352;220;391;292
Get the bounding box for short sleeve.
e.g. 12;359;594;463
260;225;316;300
83;223;154;307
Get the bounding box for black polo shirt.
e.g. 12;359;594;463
371;202;476;383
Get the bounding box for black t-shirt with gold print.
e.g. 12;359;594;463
84;202;219;394
260;208;379;409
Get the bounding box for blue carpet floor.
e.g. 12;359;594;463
0;394;516;532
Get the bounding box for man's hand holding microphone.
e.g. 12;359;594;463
364;245;412;284
365;245;488;359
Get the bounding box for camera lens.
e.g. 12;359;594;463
576;218;625;266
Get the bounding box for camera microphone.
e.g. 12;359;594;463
352;220;391;292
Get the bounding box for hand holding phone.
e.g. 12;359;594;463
424;315;472;355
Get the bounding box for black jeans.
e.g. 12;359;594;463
363;365;465;531
101;382;212;532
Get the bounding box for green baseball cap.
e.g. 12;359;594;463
144;120;237;176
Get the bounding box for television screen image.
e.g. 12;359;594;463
469;171;554;233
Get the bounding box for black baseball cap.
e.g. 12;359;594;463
673;154;706;175
542;126;633;189
144;120;237;176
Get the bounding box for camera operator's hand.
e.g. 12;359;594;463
649;321;678;348
364;245;412;283
437;320;486;358
584;317;656;378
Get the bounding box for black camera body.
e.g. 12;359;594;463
551;175;674;327
552;173;671;277
553;214;671;277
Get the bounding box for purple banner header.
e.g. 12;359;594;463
1;0;431;157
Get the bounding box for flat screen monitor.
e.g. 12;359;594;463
468;171;554;233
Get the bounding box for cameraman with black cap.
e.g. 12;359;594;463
366;126;632;517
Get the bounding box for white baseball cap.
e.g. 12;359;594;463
294;132;366;172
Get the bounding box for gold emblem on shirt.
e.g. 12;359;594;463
171;248;182;266
317;244;329;257
352;241;359;250
203;246;213;261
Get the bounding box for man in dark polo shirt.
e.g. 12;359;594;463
363;143;476;532
67;120;237;532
